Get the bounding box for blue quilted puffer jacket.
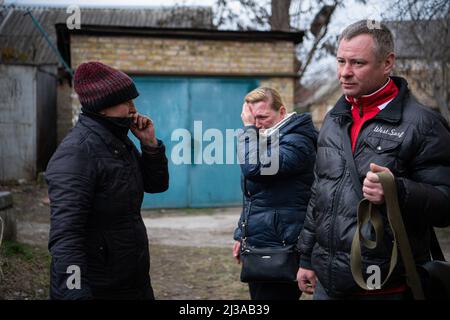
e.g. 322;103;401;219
233;112;318;248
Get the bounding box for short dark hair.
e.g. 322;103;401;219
338;20;395;61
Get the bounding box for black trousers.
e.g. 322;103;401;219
248;282;302;300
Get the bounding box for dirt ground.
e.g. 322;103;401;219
0;183;252;300
1;182;449;300
0;240;249;300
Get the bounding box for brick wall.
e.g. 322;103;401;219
57;35;297;140
71;36;295;75
259;78;295;111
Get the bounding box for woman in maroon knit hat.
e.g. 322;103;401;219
45;61;169;300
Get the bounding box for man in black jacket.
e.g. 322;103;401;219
297;20;450;299
46;61;169;299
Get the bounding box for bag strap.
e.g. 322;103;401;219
350;197;399;291
341;121;397;288
350;172;426;299
240;186;251;249
341;122;364;199
430;228;446;261
376;173;425;299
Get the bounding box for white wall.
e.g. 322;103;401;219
0;64;37;181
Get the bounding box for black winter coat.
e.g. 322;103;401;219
298;77;450;297
234;113;318;248
46;114;169;299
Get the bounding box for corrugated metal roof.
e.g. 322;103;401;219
0;6;214;65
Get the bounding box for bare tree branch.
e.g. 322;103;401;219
383;0;450;123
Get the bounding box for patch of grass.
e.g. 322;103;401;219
1;241;35;260
0;241;50;300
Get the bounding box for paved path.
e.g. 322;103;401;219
14;206;450;260
17;207;241;248
144;211;239;247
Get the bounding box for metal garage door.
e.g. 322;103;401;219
131;76;259;208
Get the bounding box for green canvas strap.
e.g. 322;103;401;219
350;196;399;291
350;172;425;300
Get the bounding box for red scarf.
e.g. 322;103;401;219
346;78;399;152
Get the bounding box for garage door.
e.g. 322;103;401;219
131;76;259;208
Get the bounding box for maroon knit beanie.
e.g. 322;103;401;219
74;61;139;112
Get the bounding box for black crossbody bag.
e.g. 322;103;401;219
239;202;299;283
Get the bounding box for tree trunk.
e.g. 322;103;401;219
270;0;291;31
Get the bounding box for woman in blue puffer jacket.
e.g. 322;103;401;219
233;87;318;300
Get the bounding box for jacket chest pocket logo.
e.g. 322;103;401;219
365;124;410;154
372;125;405;139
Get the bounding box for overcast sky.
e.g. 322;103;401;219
4;0;388;35
3;0;390;83
4;0;213;7
4;0;385;13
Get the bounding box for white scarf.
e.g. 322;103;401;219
260;112;297;137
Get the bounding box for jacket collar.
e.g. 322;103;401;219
78;113;133;153
261;112;297;137
330;76;410;124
